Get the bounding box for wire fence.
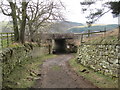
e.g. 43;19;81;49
74;30;107;44
0;33;14;49
81;30;106;43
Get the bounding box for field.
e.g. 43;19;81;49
0;33;14;50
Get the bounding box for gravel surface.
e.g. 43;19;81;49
34;54;98;88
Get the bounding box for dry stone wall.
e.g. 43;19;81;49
0;43;49;77
77;44;119;78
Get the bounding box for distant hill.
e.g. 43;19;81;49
1;21;117;34
0;21;13;33
0;21;84;33
67;24;118;33
48;21;83;33
64;21;83;26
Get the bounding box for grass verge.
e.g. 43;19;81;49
51;65;61;71
3;54;57;88
69;58;118;88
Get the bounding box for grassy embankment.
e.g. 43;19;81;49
84;28;119;44
69;29;119;88
69;58;118;88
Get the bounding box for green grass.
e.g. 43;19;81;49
0;37;13;50
85;35;118;44
69;58;118;88
51;65;61;71
3;54;57;88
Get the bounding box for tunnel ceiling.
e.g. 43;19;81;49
40;33;79;40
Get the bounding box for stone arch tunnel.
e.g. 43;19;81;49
41;33;80;54
53;39;66;54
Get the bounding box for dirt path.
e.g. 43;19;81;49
34;54;98;88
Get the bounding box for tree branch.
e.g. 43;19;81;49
92;9;111;24
0;7;12;16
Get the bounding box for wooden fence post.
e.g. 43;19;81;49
88;29;90;37
11;33;14;43
11;33;13;43
118;25;120;43
80;34;83;44
7;33;9;47
1;33;3;48
104;27;106;37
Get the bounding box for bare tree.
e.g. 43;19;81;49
0;0;19;42
26;0;65;42
0;0;29;43
0;0;65;43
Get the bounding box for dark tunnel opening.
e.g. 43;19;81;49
53;39;66;54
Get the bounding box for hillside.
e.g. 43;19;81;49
84;28;119;44
48;21;83;33
0;21;84;33
0;21;118;35
67;24;118;33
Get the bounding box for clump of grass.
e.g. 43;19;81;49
51;65;61;71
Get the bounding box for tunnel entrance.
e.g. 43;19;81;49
53;39;66;54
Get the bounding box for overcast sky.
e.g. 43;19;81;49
61;0;118;24
0;0;118;24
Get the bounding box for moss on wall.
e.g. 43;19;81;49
77;35;119;78
77;44;119;78
0;43;49;80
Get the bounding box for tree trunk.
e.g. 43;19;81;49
9;2;19;42
19;1;27;43
118;25;120;43
28;22;34;42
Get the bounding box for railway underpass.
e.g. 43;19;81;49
40;33;80;54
